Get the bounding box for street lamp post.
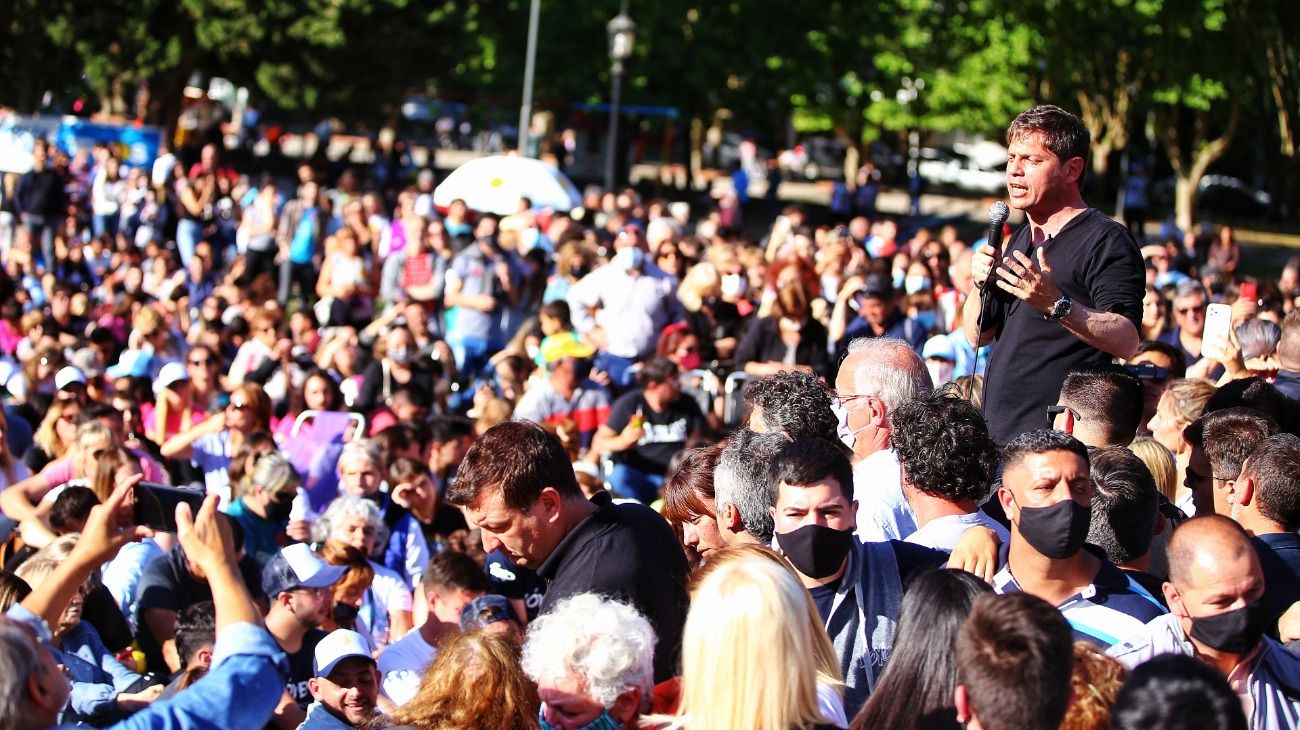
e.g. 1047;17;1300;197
518;0;541;157
604;6;636;192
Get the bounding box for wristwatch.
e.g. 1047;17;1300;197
1045;294;1072;321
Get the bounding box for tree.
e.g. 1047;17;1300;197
1147;0;1249;232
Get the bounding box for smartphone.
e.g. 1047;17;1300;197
134;482;205;533
1203;303;1233;361
1240;281;1258;303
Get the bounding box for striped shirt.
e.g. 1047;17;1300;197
993;548;1167;648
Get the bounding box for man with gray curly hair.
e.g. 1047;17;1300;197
521;592;655;730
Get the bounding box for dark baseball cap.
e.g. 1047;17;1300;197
458;594;519;631
262;544;346;597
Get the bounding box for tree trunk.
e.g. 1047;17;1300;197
831;117;862;185
1158;105;1239;233
687;116;704;191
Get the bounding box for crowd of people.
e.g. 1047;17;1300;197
0;103;1298;729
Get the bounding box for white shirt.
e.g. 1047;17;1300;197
852;449;917;543
359;561;414;650
377;628;437;706
566;262;677;359
904;510;1009;552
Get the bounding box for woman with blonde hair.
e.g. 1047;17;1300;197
665;551;842;730
225;451;302;567
1;421;117;547
381;630;539;730
149;362;200;445
24;397;80;473
1146;377;1216;513
1128;436;1179;505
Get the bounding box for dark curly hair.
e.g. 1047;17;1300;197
891;392;998;503
742;370;838;442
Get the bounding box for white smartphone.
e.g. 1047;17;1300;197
1203;302;1233;360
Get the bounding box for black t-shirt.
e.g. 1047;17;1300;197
981;209;1144;446
808;577;841;624
485;549;547;621
135;546;267;675
605;390;704;475
537;491;690;683
285;629;328;709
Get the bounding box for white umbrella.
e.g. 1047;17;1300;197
433;154;581;215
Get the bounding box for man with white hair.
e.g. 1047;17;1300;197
832;336;932;542
521;593;656;730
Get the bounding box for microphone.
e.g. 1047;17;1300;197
980;201;1011;291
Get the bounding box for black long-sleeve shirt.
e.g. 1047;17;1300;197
14;168;65;218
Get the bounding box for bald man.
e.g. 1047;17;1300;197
1109;516;1300;729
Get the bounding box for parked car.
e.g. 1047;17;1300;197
917;147;1004;195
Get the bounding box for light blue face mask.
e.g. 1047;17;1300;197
914;309;937;332
539;708;622;730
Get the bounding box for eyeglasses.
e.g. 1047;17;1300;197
832;392;873;407
188;357;212;367
1176;305;1207;316
658;250;679;259
1046;405;1082;426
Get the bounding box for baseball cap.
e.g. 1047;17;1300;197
922;335;958;363
70;348;104;379
860;273;894;300
105;350;153;380
458;594;519;632
55;366;87;391
539;334;596;364
262;543;346;598
153;361;190;396
314;629;375;677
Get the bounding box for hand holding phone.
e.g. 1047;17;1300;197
134;482;206;533
1202;303;1233;361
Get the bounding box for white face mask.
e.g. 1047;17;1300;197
721;273;747;298
613;246;644;272
831;399;869;452
926;359;955;387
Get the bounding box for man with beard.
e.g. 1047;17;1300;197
992;430;1166;648
262;544;346;729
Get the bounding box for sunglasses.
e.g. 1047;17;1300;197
227;401;249;411
1176;306;1206;315
188;358;213;367
1045;404;1082;426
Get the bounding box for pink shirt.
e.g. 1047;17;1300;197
40;449;168;490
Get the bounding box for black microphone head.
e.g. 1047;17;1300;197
989;201;1010;226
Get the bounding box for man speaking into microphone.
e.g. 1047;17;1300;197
962;105;1144;446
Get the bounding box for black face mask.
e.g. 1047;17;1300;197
266;496;294;522
778;523;854;579
1189;600;1268;654
1015;498;1091;559
333;602;360;627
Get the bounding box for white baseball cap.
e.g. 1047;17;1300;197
153;361;190;396
313;629;375;678
55;366;88;391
